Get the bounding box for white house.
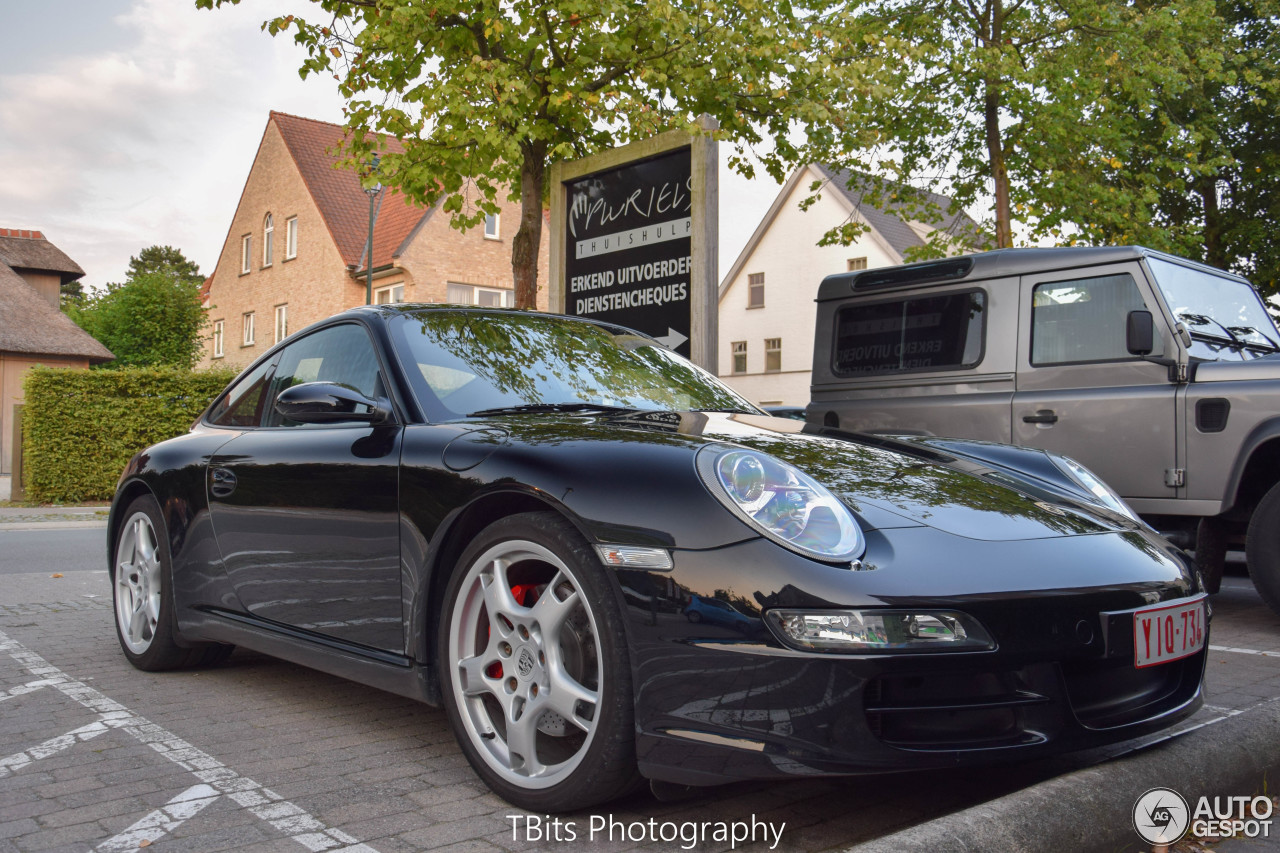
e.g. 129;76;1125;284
717;164;979;406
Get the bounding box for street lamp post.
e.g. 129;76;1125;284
363;154;383;305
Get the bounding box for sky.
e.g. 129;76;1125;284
0;0;786;292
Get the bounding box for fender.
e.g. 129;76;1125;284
1221;416;1280;514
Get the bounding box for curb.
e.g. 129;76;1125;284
0;521;109;531
849;700;1280;853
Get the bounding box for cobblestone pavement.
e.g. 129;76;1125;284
1;549;1277;853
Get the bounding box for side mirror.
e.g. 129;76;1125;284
1126;310;1155;356
275;381;391;424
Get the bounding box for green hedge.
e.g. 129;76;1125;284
22;366;236;503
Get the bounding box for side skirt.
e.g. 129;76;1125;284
186;606;439;706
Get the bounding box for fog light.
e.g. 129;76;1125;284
766;609;995;652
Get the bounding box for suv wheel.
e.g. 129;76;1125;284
1246;482;1280;616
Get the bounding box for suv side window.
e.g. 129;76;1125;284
208;358;275;428
265;323;386;428
1031;273;1161;366
832;289;986;376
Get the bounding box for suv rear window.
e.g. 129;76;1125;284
832;290;986;376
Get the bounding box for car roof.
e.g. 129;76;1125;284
816;246;1248;302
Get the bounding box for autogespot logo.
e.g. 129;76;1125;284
1134;787;1191;845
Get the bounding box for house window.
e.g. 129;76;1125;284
748;273;764;308
213;320;225;358
263;214;273;266
242;312;255;346
484;214;500;240
447;282;514;307
848;257;868;271
765;338;782;373
240;236;251;275
375;283;405;304
275;304;288;343
285;217;298;259
732;341;747;374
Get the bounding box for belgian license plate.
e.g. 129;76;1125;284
1133;598;1206;668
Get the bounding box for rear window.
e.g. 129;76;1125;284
832;290;986;376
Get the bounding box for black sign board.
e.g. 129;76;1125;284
562;148;693;356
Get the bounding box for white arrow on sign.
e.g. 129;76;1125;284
653;328;688;350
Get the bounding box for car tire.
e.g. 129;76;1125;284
686;610;702;623
1195;517;1227;594
438;511;641;811
112;495;233;671
1246;483;1280;617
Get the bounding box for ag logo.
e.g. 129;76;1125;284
1133;787;1190;844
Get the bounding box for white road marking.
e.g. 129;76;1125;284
1210;644;1280;659
0;630;379;852
96;784;221;852
0;718;116;777
0;676;65;703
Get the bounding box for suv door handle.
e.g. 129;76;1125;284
1022;410;1059;425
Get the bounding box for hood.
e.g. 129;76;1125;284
472;410;1122;542
1193;355;1280;382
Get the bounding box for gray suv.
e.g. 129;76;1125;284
810;246;1280;614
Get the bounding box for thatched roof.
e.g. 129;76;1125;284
0;263;113;361
0;229;85;285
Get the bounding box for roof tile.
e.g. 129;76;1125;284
270;111;429;270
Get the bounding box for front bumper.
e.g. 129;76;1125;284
613;529;1206;786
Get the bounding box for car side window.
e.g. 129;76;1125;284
831;289;986;377
1031;273;1162;366
265;323;386;428
208;359;275;428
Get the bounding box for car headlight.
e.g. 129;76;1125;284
1051;455;1139;521
696;447;865;563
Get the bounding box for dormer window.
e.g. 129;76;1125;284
263;214;274;267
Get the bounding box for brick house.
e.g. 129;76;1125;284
200;111;549;369
0;229;114;499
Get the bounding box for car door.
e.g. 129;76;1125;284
1012;263;1178;500
207;322;405;652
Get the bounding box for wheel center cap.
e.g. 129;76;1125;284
516;647;536;680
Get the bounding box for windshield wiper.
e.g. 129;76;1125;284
465;403;644;417
1227;325;1280;352
1180;312;1247;348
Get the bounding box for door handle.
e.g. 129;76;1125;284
210;467;238;498
1022;410;1059;425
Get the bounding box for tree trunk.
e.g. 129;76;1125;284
984;84;1013;249
983;0;1013;249
1200;173;1223;269
512;141;548;309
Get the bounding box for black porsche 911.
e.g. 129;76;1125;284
109;305;1208;811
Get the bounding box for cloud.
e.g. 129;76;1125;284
0;0;343;288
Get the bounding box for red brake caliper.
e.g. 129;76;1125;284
485;583;540;680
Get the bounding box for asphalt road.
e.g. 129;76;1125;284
0;527;105;574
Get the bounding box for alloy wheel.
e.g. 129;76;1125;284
447;539;602;789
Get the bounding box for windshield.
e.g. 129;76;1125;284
388;310;759;422
1149;257;1280;361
